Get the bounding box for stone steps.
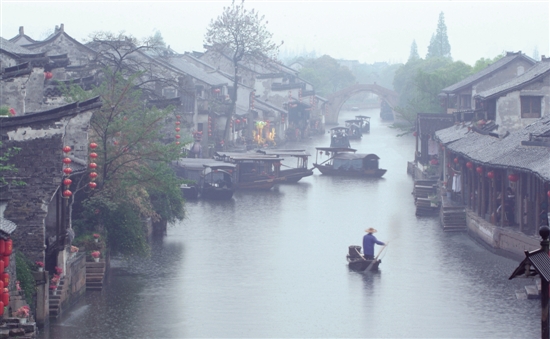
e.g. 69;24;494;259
86;261;106;290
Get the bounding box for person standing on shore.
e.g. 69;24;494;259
362;228;385;260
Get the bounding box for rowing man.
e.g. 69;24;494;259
363;228;385;260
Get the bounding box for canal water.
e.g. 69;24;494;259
41;108;540;338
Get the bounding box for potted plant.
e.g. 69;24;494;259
54;266;63;275
14;305;29;324
91;251;101;262
35;261;44;272
49;284;58;295
93;233;101;243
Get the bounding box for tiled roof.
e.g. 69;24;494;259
435;116;550;181
163;56;228;86
475;60;550;99
0;37;37;55
441;52;535;93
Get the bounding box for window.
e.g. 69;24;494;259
162;87;178;99
521;96;541;118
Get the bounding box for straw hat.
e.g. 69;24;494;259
365;227;377;233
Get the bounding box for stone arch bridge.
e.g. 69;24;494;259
324;84;399;124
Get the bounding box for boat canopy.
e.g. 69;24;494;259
256;149;311;157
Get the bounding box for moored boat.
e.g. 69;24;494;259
173;158;237;199
214;151;285;190
347;245;380;271
313;147;386;178
256;149;313;183
329;126;351;148
200;163;237;200
355;115;371;133
344;120;363;139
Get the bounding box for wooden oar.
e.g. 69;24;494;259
366;242;389;272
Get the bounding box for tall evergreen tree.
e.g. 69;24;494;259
408;40;420;62
426;12;451;59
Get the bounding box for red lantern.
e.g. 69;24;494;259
0;281;3;291
413;131;417;137
89;163;97;169
0;260;4;273
2;256;8;268
476;166;483;174
214;88;221;93
9;108;16;116
88;182;97;189
62;157;72;164
89;142;98;149
2;289;8;308
176;141;180;145
63;167;72;175
62;190;72;198
0;240;4;255
4;240;12;256
454;157;459;164
487;171;495;179
175;121;181;125
89;172;98;180
508;174;519;182
0;301;4;316
547;190;550;198
63;178;72;186
44;72;53;80
175;135;181;139
236;119;241;124
63;146;71;153
175;127;180;132
466;162;473;169
176;115;181;119
2;273;8;287
89;152;98;159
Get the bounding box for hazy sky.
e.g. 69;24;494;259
1;0;548;65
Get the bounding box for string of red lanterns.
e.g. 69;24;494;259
89;142;98;189
62;146;72;198
175;115;181;145
0;238;12;316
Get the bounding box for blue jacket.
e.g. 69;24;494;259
362;233;385;257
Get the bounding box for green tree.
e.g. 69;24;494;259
205;0;281;142
393;57;471;128
299;55;356;96
471;53;505;73
64;34;185;255
426;12;451;59
408;40;420;62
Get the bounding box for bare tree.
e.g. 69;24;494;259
204;0;281;142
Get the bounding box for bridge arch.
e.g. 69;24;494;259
323;84;399;124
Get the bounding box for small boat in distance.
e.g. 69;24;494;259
329;127;351;148
344;120;363;139
355;115;371;133
313;147;386;178
347;245;380;271
256;149;313;183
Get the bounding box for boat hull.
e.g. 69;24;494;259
347;256;380;271
279;168;314;183
314;164;386;178
200;187;234;200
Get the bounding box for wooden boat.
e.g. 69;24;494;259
214;152;285;190
347;245;380;271
256;149;313;183
199;163;237;200
313;147;386;178
344;120;363;139
329;127;351;148
173;159;236;199
355;115;370;133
